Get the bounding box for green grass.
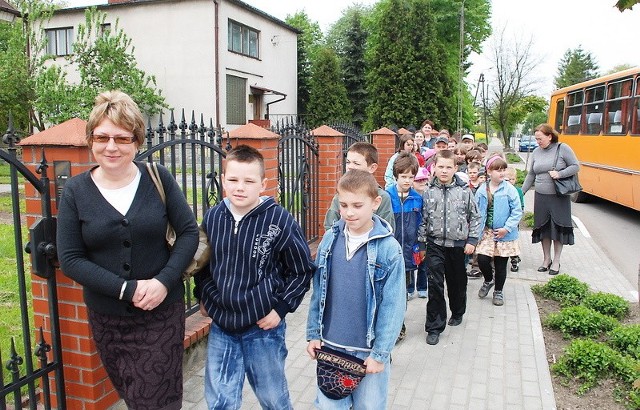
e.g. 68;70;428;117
0;190;26;214
506;152;522;163
0;223;32;383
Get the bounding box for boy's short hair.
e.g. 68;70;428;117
505;166;517;178
225;145;265;178
467;161;481;171
392;152;419;177
348;142;378;165
338;170;379;199
453;145;468;155
433;149;456;165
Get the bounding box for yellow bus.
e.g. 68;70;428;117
547;67;640;211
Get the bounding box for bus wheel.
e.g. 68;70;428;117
571;191;590;203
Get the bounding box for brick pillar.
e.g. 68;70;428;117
228;123;280;199
311;125;344;233
19;118;121;409
371;127;397;188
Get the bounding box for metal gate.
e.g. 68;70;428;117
1;119;66;409
135;110;228;315
274;119;320;243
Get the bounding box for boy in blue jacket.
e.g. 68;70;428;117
386;152;422;300
195;145;315;409
307;170;405;410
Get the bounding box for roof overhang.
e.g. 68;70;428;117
250;85;286;97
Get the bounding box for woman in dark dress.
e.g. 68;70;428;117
521;123;579;275
57;90;199;409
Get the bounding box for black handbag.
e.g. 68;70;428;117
315;346;367;400
552;143;582;196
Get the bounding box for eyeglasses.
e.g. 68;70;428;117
91;134;136;144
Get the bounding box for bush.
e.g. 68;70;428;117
505;152;522;163
523;211;535;228
516;169;526;186
552;339;635;394
545;305;619;338
583;292;630;320
608;325;640;360
531;274;590;306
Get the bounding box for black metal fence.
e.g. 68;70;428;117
273;118;320;244
135;110;229;316
1;116;66;409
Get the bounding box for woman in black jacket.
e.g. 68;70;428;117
57;90;199;409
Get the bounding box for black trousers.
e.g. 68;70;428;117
425;241;467;334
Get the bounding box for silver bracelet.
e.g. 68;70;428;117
119;282;127;300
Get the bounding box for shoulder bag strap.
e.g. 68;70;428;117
552;142;562;171
146;162;166;205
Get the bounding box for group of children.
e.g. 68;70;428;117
193;134;523;409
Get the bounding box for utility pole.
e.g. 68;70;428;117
456;0;465;136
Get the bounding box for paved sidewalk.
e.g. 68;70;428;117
122;138;639;409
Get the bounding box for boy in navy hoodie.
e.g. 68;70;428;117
195;145;315;409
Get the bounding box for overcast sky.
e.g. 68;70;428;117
63;0;640;97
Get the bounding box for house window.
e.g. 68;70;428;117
45;27;74;57
227;75;247;125
228;20;259;58
100;23;111;36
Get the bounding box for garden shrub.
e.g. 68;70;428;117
531;274;590;306
608;325;640;360
505;153;522;163
523;211;535;229
582;292;630;320
545;305;619;338
552;339;629;394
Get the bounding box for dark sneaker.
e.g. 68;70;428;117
447;317;462;326
510;260;519;272
467;269;482;279
426;332;439;345
493;290;504;306
396;323;406;344
478;280;494;298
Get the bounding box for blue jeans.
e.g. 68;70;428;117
407;261;428;293
314;347;390;410
204;320;292;410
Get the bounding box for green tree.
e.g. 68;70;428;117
554;46;599;89
429;0;492;131
333;8;368;127
615;0;640;11
522;110;549;135
0;20;30;134
365;0;452;130
604;63;635;75
34;8;166;125
307;47;352;127
0;0;56;132
285;11;323;119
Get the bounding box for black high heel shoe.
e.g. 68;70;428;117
537;261;552;272
549;264;560;275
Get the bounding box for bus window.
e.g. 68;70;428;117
566;90;583;134
584;85;605;135
632;78;640;135
605;79;631;135
554;99;564;132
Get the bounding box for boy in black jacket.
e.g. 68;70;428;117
194;145;315;409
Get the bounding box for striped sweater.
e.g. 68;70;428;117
195;197;315;332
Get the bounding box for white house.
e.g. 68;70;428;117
42;0;299;130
